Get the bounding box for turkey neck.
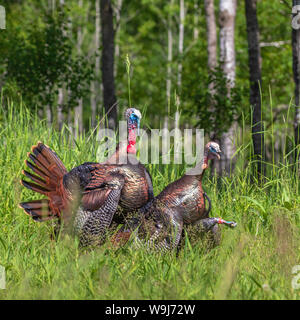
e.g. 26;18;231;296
127;125;137;154
186;148;209;182
106;120;137;164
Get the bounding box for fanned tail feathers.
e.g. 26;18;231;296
19;199;52;221
19;142;68;221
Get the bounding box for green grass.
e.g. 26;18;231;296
0;101;299;300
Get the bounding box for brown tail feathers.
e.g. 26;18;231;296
19;142;68;222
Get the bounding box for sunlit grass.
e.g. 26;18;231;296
0;100;299;300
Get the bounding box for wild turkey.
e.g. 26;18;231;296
19;108;154;247
113;142;236;252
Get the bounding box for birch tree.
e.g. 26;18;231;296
204;0;217;137
177;0;185;94
204;0;218;174
74;0;84;136
176;0;185;130
90;0;101;127
165;0;174;130
204;0;217;73
46;0;55;126
219;0;237;175
193;0;199;41
114;0;123;78
57;0;65;130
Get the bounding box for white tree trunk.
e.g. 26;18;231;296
75;0;83;137
57;88;64;130
165;0;174;130
193;0;199;41
204;0;218;175
219;0;236;86
219;0;237;175
204;0;217;140
46;105;52;127
68;107;73;137
114;0;123;78
204;0;217;71
48;0;55;12
74;99;83;137
57;0;65;130
177;0;185;91
176;0;185;130
90;0;101;127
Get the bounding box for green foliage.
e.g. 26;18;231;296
0;2;94;111
0;0;296;134
183;66;243;137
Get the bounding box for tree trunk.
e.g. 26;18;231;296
74;99;83;136
165;0;174;130
90;81;97;128
204;0;217;72
219;0;237;175
204;0;218;175
74;0;83;136
68;108;74;137
67;16;73;134
114;0;123;78
245;0;265;179
204;0;217;134
48;0;55;11
193;0;199;41
176;0;185;130
57;0;65;130
100;0;117;131
177;0;185;94
90;0;101;128
46;105;52;127
292;0;300;167
57;88;64;130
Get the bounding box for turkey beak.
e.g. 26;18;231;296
216;152;221;160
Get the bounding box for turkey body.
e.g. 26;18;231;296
113;142;236;252
20;143;153;248
153;174;208;224
64;156;153;219
130;174;211;252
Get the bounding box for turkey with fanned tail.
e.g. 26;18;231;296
19;108;154;247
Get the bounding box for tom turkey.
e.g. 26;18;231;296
19;108;154;247
113;142;237;252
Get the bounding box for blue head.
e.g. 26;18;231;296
206;142;221;160
125;108;142;134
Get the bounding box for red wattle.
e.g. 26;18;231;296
127;143;136;154
127;128;137;154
